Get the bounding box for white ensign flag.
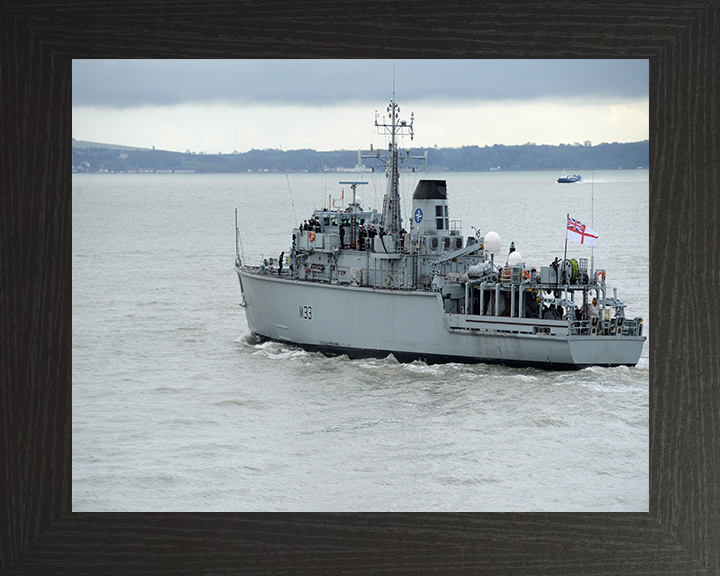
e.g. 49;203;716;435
566;216;598;246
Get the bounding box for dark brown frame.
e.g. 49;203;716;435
2;1;718;573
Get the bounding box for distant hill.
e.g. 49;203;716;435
72;138;151;151
71;139;649;174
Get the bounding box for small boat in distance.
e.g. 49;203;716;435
558;169;582;183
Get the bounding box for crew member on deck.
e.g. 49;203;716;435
279;252;284;274
550;257;560;287
369;226;373;249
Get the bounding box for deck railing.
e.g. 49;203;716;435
570;316;643;337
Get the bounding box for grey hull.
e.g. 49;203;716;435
237;268;644;370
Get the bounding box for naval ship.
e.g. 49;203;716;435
234;97;645;370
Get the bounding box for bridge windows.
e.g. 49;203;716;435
435;205;449;230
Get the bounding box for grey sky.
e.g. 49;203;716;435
73;59;647;107
72;59;649;152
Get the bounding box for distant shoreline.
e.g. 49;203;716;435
72;139;649;174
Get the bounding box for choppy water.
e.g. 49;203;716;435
72;170;648;511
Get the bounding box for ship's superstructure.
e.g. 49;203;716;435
234;97;645;370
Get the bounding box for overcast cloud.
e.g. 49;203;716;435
72;59;649;152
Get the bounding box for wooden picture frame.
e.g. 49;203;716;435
1;2;717;573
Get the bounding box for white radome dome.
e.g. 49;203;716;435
508;251;523;266
484;231;501;255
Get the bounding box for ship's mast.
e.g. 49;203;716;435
375;97;414;238
361;90;426;248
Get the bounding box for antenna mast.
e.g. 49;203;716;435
360;69;426;246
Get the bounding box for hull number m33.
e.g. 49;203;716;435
299;305;312;320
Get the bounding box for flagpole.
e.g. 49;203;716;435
564;213;569;284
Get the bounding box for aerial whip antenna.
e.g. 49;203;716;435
280;146;299;226
591;168;594;276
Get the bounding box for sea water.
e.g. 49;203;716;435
72;170;649;511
